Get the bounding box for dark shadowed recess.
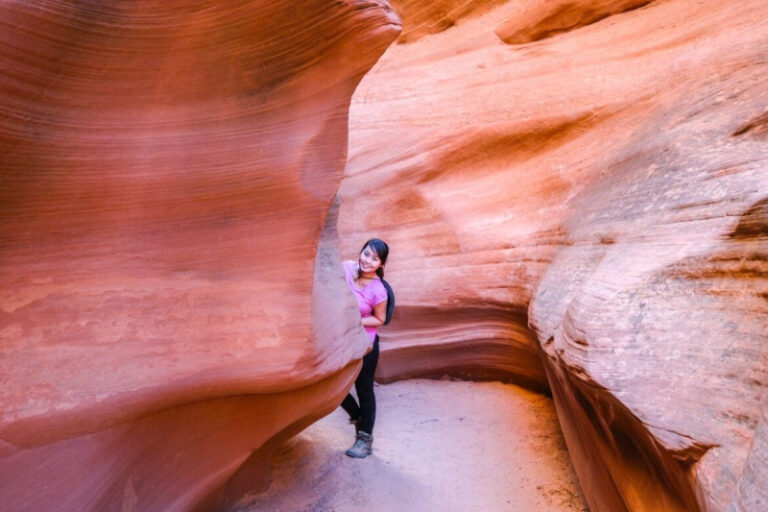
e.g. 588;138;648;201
730;198;768;240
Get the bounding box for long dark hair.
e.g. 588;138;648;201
358;238;389;279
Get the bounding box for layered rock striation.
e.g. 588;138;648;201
2;0;766;509
0;1;400;510
339;0;767;510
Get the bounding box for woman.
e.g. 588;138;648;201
340;238;389;458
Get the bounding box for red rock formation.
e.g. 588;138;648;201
731;401;768;512
0;1;399;510
388;0;507;43
495;0;654;44
339;0;767;510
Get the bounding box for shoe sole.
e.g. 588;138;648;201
345;450;371;458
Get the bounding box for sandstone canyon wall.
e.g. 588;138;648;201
338;0;767;510
0;1;400;510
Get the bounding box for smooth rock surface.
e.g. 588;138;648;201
339;0;767;510
0;1;400;510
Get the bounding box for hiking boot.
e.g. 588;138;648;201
345;431;373;458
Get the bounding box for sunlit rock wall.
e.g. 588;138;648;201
0;1;400;510
339;0;767;510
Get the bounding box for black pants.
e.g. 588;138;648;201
340;336;380;435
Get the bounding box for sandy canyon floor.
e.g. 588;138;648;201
235;379;587;512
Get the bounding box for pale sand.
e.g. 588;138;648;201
235;379;587;512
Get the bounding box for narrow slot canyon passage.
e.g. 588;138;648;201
234;379;587;512
1;0;765;509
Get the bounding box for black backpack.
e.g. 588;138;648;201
381;279;395;325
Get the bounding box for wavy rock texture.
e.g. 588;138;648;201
339;0;767;510
495;0;654;44
0;1;399;510
388;0;507;43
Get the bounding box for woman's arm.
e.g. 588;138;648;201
361;299;387;327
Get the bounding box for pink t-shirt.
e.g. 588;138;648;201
343;260;388;342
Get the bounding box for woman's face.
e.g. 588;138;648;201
359;244;383;274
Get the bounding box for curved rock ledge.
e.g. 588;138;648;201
376;305;548;393
495;0;654;45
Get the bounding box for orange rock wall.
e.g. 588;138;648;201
2;0;766;509
0;1;400;510
339;0;767;510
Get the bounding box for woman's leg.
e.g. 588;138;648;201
340;393;360;421
354;336;380;434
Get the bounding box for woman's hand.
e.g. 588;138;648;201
361;300;387;327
